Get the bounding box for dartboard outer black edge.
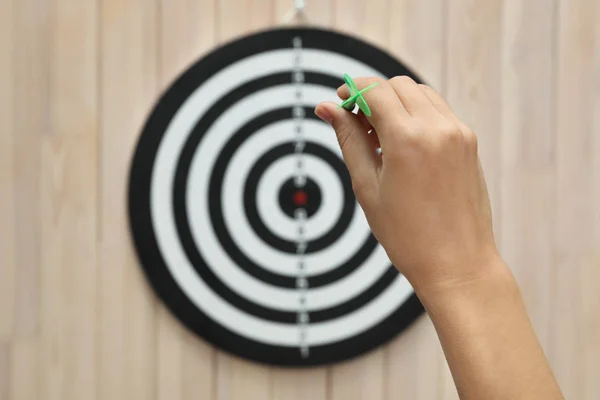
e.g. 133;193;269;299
128;26;426;367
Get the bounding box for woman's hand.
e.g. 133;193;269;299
315;76;500;291
315;76;564;400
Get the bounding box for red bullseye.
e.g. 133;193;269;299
293;190;308;206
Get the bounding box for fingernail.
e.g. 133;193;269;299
314;107;333;125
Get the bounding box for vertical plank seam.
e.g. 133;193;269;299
382;347;390;400
496;0;506;262
547;0;561;370
6;0;18;343
93;1;100;397
31;0;51;339
325;366;333;400
211;350;218;400
96;0;103;242
95;0;103;398
440;0;449;96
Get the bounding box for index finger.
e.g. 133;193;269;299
336;76;410;135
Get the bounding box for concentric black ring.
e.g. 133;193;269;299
129;27;425;367
175;100;380;289
244;140;356;254
277;177;321;218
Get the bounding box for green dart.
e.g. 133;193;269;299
337;73;379;117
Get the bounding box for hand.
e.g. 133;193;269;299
315;76;501;291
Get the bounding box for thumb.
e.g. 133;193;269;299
314;102;379;192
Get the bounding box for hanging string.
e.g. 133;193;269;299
281;0;308;25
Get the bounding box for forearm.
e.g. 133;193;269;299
414;259;563;400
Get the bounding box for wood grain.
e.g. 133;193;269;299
500;0;556;352
2;1;600;399
386;316;443;400
329;349;385;400
0;0;16;341
216;355;271;400
388;0;446;89
12;0;46;338
0;343;7;400
8;340;38;400
39;1;99;399
98;1;159;399
181;330;215;400
270;368;328;400
552;1;600;398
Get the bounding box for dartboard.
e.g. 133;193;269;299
128;27;425;367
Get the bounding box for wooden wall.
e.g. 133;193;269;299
1;0;599;399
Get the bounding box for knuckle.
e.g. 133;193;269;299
439;122;463;140
463;128;478;149
390;75;417;86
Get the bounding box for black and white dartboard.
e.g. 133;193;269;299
128;27;425;367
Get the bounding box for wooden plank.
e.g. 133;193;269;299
0;0;16;341
329;349;385;400
98;1;159;399
156;2;216;399
216;0;274;43
10;2;46;398
0;343;7;400
181;331;216;400
37;1;99;399
385;1;448;399
216;355;271;399
8;341;38;400
386;317;442;399
500;0;556;353
270;368;327;400
552;1;600;398
157;310;184;400
12;0;47;339
160;0;217;75
446;0;504;221
388;0;445;89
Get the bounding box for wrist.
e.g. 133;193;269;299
408;254;515;305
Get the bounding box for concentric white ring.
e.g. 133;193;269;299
218;109;362;277
255;151;342;243
189;85;389;311
150;47;414;346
